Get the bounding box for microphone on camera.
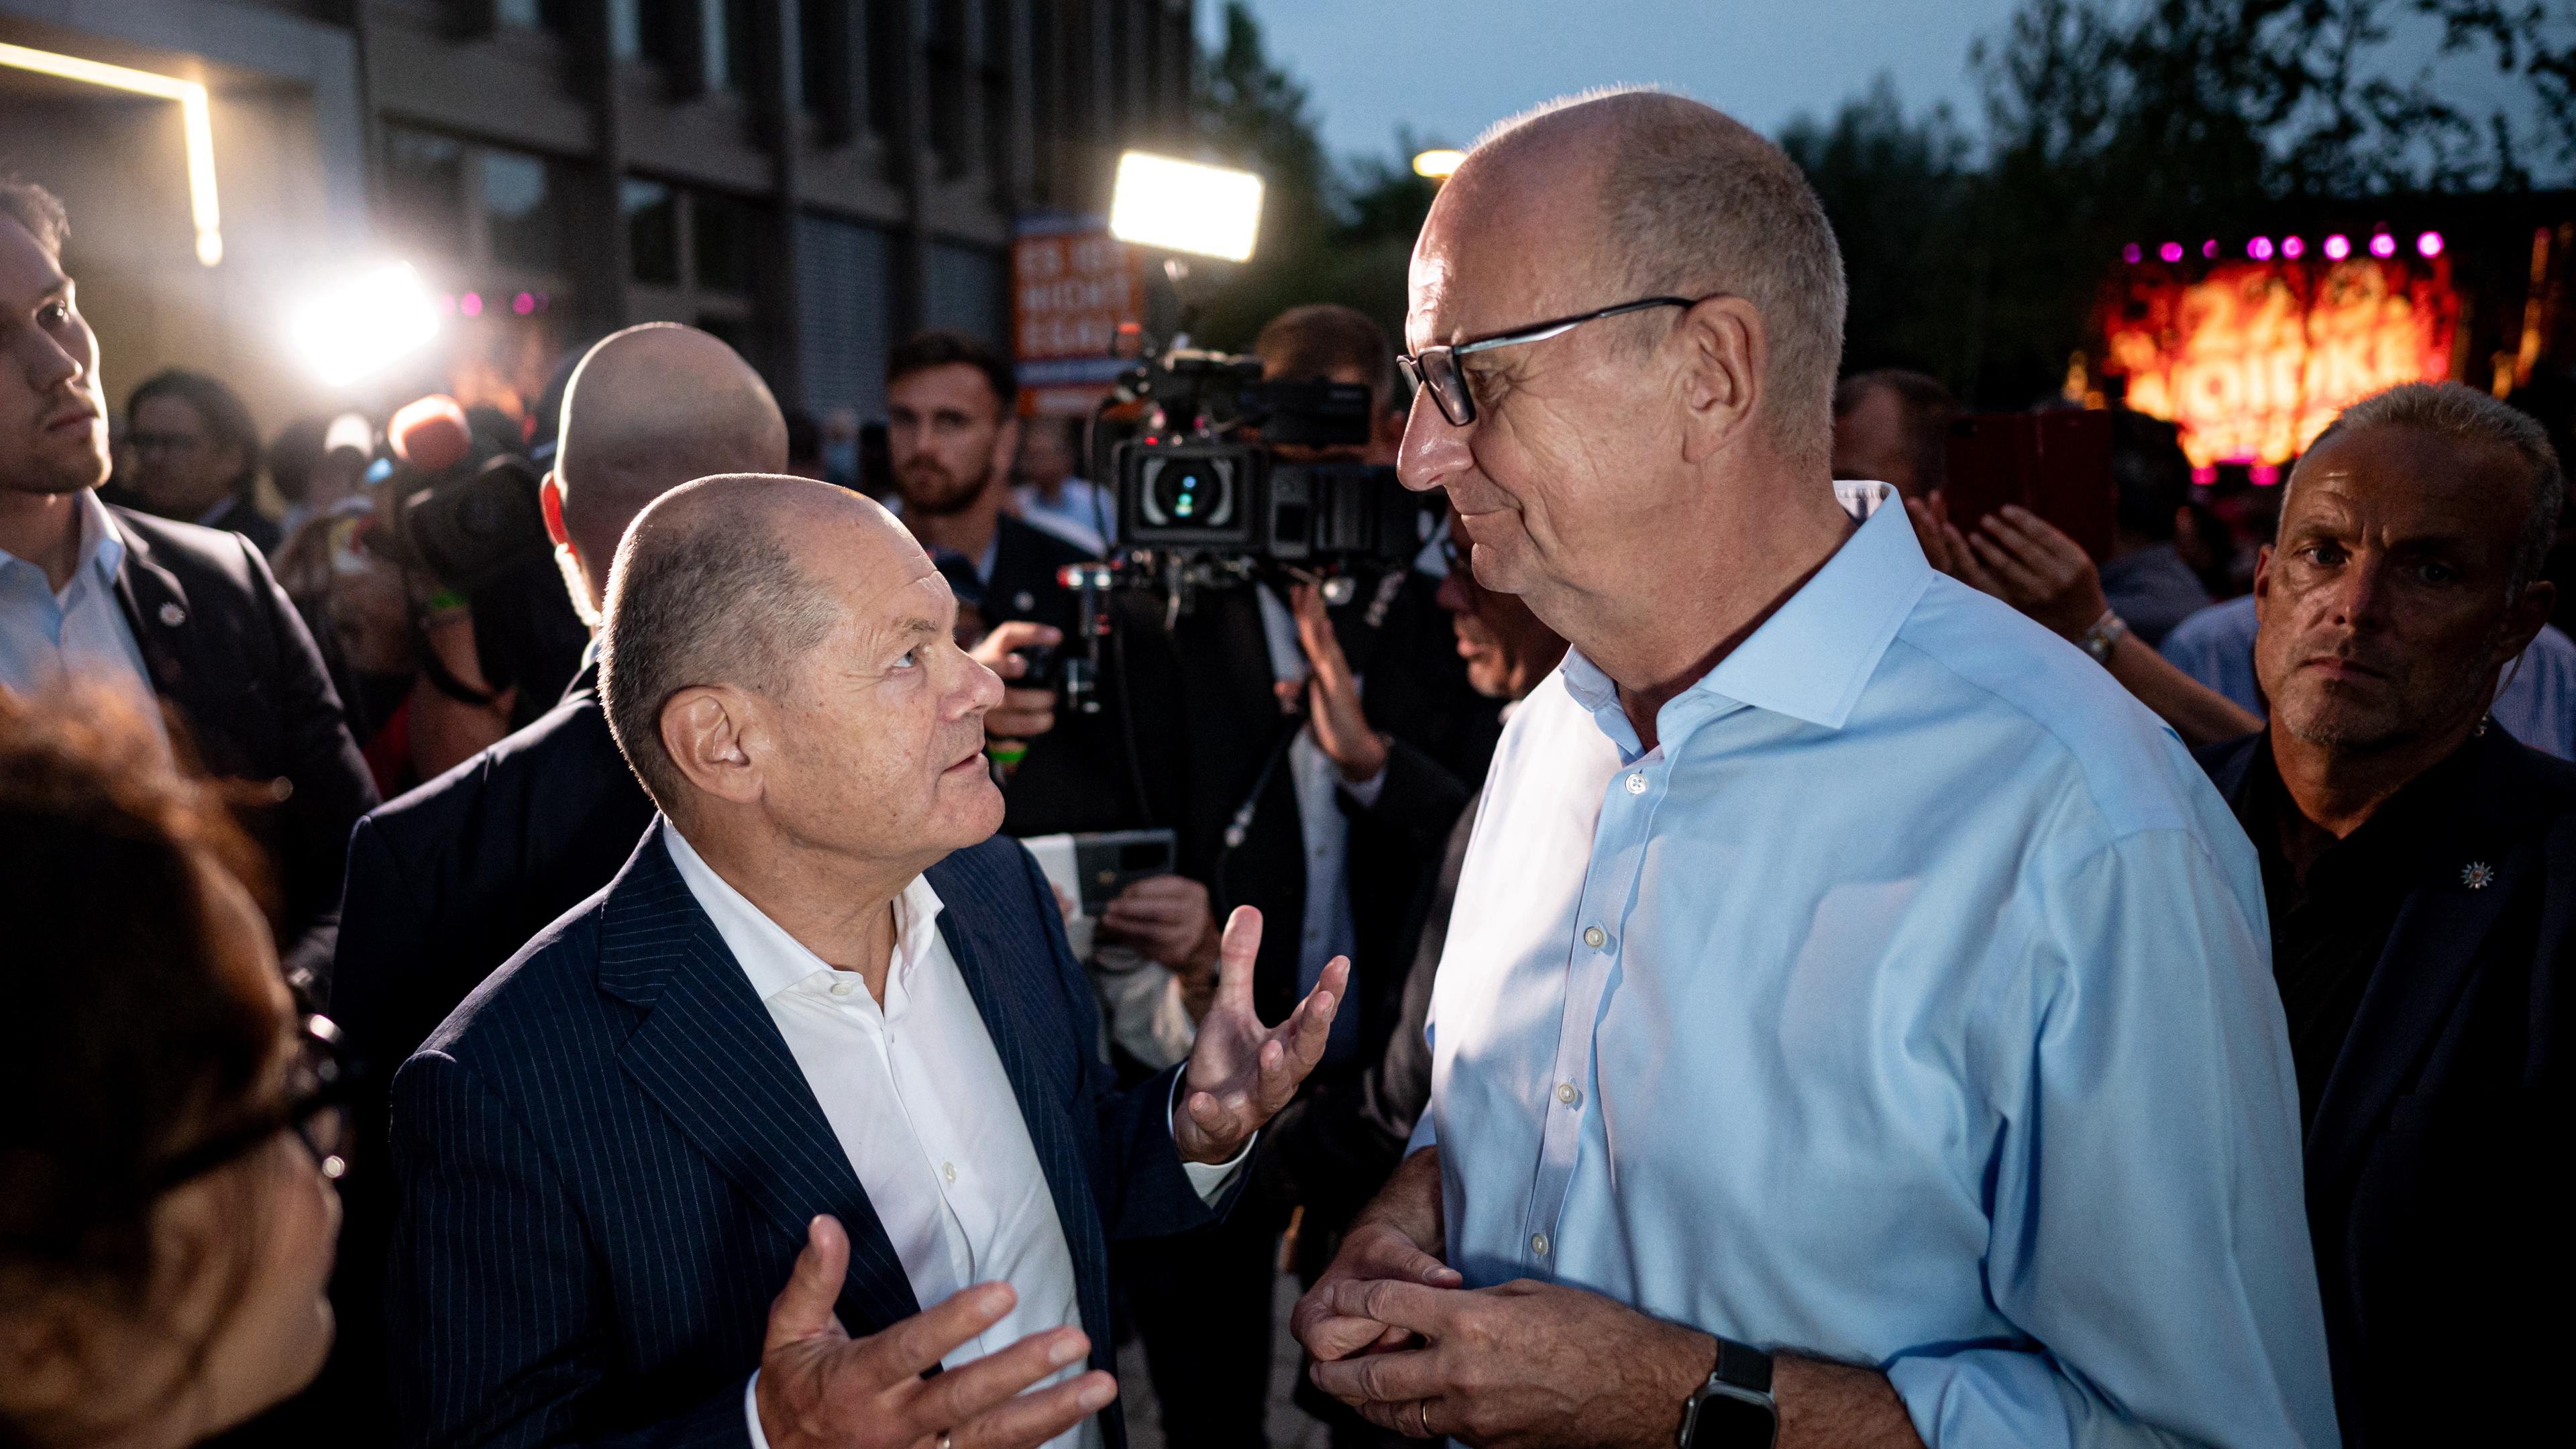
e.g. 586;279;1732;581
389;394;474;475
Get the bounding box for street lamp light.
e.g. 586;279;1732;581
1412;149;1464;180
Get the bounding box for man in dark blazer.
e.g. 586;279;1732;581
0;180;372;994
2192;382;2573;1444
328;323;786;1438
388;474;1347;1449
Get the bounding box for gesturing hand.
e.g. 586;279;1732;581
1964;504;2110;641
1289;582;1389;785
1098;875;1222;1015
1172;906;1345;1165
756;1215;1116;1449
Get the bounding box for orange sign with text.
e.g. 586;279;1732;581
2100;258;2459;468
1012;219;1146;415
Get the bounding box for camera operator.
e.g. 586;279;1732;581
1050;304;1501;1445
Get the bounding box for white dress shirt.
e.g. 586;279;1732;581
0;490;161;733
664;829;1240;1449
1418;482;2336;1447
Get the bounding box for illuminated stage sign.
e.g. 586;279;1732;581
2099;255;2459;468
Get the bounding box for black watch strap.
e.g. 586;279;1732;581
1711;1336;1774;1394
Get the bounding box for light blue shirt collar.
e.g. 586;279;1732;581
0;490;125;598
1559;480;1927;746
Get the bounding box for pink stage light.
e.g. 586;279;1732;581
2123;243;2142;264
2250;464;2282;486
2323;233;2352;260
2416;230;2444;258
459;292;483;317
2369;231;2397;258
511;291;535;316
2282;236;2306;259
2201;238;2218;259
2190;466;2219;486
2159;241;2185;262
2247;237;2275;260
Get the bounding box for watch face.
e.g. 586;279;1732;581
1689;1391;1778;1448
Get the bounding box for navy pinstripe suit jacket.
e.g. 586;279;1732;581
386;821;1220;1448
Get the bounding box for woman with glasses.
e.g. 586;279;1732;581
0;688;347;1448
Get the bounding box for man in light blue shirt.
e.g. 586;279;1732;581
1292;91;2335;1448
2163;591;2576;758
0;486;160;728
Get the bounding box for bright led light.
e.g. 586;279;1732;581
2282;236;2306;259
2159;241;2185;263
2123;243;2142;264
2416;230;2444;258
2201;239;2218;259
2324;233;2352;260
1413;149;1465;180
2369;231;2397;258
2248;237;2275;260
0;42;223;266
1108;152;1264;262
292;263;440;386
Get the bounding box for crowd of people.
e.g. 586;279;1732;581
3;83;2567;1449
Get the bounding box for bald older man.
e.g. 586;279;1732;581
329;323;791;1433
389;476;1347;1449
1291;92;2335;1449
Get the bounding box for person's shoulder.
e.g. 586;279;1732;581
411;879;614;1066
1000;511;1097;564
2161;592;2259;652
108;504;262;587
362;692;616;849
1889;576;2218;839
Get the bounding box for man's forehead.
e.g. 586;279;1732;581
2288;429;2530;537
0;218;67;301
887;363;999;416
1407;159;1605;346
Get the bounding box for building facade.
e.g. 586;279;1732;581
0;0;1195;434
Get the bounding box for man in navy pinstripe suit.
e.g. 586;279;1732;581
388;474;1347;1449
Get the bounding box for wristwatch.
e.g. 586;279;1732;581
1676;1336;1777;1448
2079;608;2130;663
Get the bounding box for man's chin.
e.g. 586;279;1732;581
5;456;107;497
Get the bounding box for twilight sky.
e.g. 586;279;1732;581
1199;0;2027;164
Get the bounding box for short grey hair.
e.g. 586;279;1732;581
1471;89;1849;463
597;476;845;813
2304;382;2565;597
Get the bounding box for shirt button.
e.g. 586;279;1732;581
1625;771;1647;795
1556;1082;1581;1106
1582;926;1606;950
1530;1232;1550;1257
829;978;857;998
943;1162;957;1183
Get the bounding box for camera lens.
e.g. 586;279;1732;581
1140;455;1234;528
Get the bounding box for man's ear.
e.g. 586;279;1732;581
2500;579;2557;667
539;471;571;547
659;685;767;808
1674;297;1766;466
2250;542;2277;619
0;1297;97;1421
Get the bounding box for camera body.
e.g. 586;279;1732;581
1108;350;1436;572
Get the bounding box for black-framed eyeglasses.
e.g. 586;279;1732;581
145;1014;354;1193
1397;294;1719;427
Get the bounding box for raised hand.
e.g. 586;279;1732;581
969;621;1064;748
1289;581;1389;784
755;1215;1116;1449
1171;906;1346;1165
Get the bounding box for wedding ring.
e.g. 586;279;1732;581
1414;1399;1432;1437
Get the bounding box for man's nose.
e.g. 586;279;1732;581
14;327;83;392
1398;389;1472;496
953;647;1006;716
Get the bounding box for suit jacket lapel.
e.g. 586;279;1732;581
2306;733;2533;1190
601;824;922;1332
107;516;195;701
928;860;1115;1351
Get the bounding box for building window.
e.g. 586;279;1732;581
496;0;572;30
692;193;753;294
383;128;470;260
608;0;643;58
623;179;679;286
482;149;563;273
926;241;1006;349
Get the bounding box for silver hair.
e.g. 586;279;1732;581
598;477;844;813
2304;382;2565;598
1470;87;1849;462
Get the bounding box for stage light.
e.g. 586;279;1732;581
511;291;535;315
2369;231;2397;258
1109;152;1264;262
2248;237;2275;260
2417;230;2444;258
2159;241;2185;262
292;262;440;387
2282;236;2306;259
1412;149;1464;180
2191;466;2219;486
2202;239;2219;259
460;292;483;317
2123;243;2143;264
2251;464;2282;486
0;42;223;267
2324;233;2352;260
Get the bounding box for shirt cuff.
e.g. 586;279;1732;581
744;1371;771;1449
1340;759;1390;808
1167;1075;1254;1203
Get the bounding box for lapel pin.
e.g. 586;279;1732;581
158;602;186;627
2461;861;2496;890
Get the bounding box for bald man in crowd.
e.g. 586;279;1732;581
1292;91;2334;1448
390;475;1346;1448
327;323;791;1433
